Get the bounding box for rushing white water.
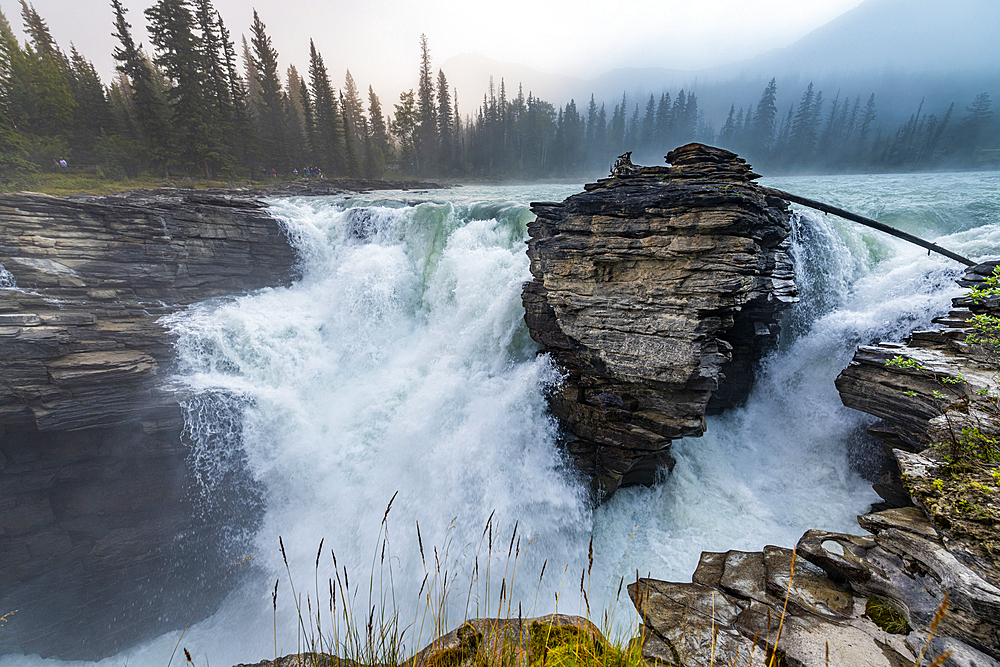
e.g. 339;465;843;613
4;171;999;667
0;264;16;289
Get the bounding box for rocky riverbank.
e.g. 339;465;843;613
522;144;797;498
615;261;1000;667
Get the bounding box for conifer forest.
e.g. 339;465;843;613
0;0;996;186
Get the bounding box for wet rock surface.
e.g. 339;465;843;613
522;144;798;498
0;190;298;658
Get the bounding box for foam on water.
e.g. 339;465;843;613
5;172;1000;667
0;264;17;289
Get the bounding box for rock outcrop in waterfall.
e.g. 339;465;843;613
522;144;798;497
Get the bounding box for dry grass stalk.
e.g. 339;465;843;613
912;593;950;667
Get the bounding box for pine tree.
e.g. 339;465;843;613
241;36;262;122
0;9;32;182
392;88;418;173
307;40;343;175
669;91;687;147
560;98;583;173
609;92;626;155
788;82;818;164
748;78;777;159
857;93;877;160
681;92;698;141
367;85;390;177
654;92;671;152
68;45;113;164
297;74;316;165
284;65;308;169
146;0;223;175
217;13;253;173
112;0;174;173
194;0;228;113
718;105;737;148
342;69;366;168
19;1;66;67
956;92;994;154
584;94;599;164
248;10;287;171
340;91;359;176
641;94;656;151
415;34;437;174
10;1;75;142
436;69;453;172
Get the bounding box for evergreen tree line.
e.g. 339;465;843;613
1;0;996;186
715;78;996;173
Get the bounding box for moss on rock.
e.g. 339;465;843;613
865;597;911;635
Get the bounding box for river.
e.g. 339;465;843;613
4;170;999;666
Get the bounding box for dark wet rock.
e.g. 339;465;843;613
522;144;797;498
0;190;298;659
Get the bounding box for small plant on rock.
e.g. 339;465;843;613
885;355;924;370
966;266;1000;304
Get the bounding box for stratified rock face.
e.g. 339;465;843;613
835;261;1000;512
0;190;297;659
523;144;797;497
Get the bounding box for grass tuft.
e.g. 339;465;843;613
864;597;911;635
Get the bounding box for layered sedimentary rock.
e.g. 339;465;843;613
629;505;1000;667
523;144;798;497
836;261;1000;452
0;190;298;659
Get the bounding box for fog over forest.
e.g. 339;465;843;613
1;0;997;185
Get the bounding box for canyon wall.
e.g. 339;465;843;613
0;190;297;659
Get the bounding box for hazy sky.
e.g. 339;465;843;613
3;0;866;98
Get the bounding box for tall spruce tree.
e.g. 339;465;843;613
748;78;777;159
248;10;287;171
11;1;75;142
342;69;366;169
217;13;253;172
436;69;453;172
0;8;32;182
111;0;173;173
788;82;818;164
68;45;113;163
392;88;418;173
367;85;390;177
146;0;225;175
415;34;437;174
340;90;359;175
298;74;316;165
307;39;343;174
